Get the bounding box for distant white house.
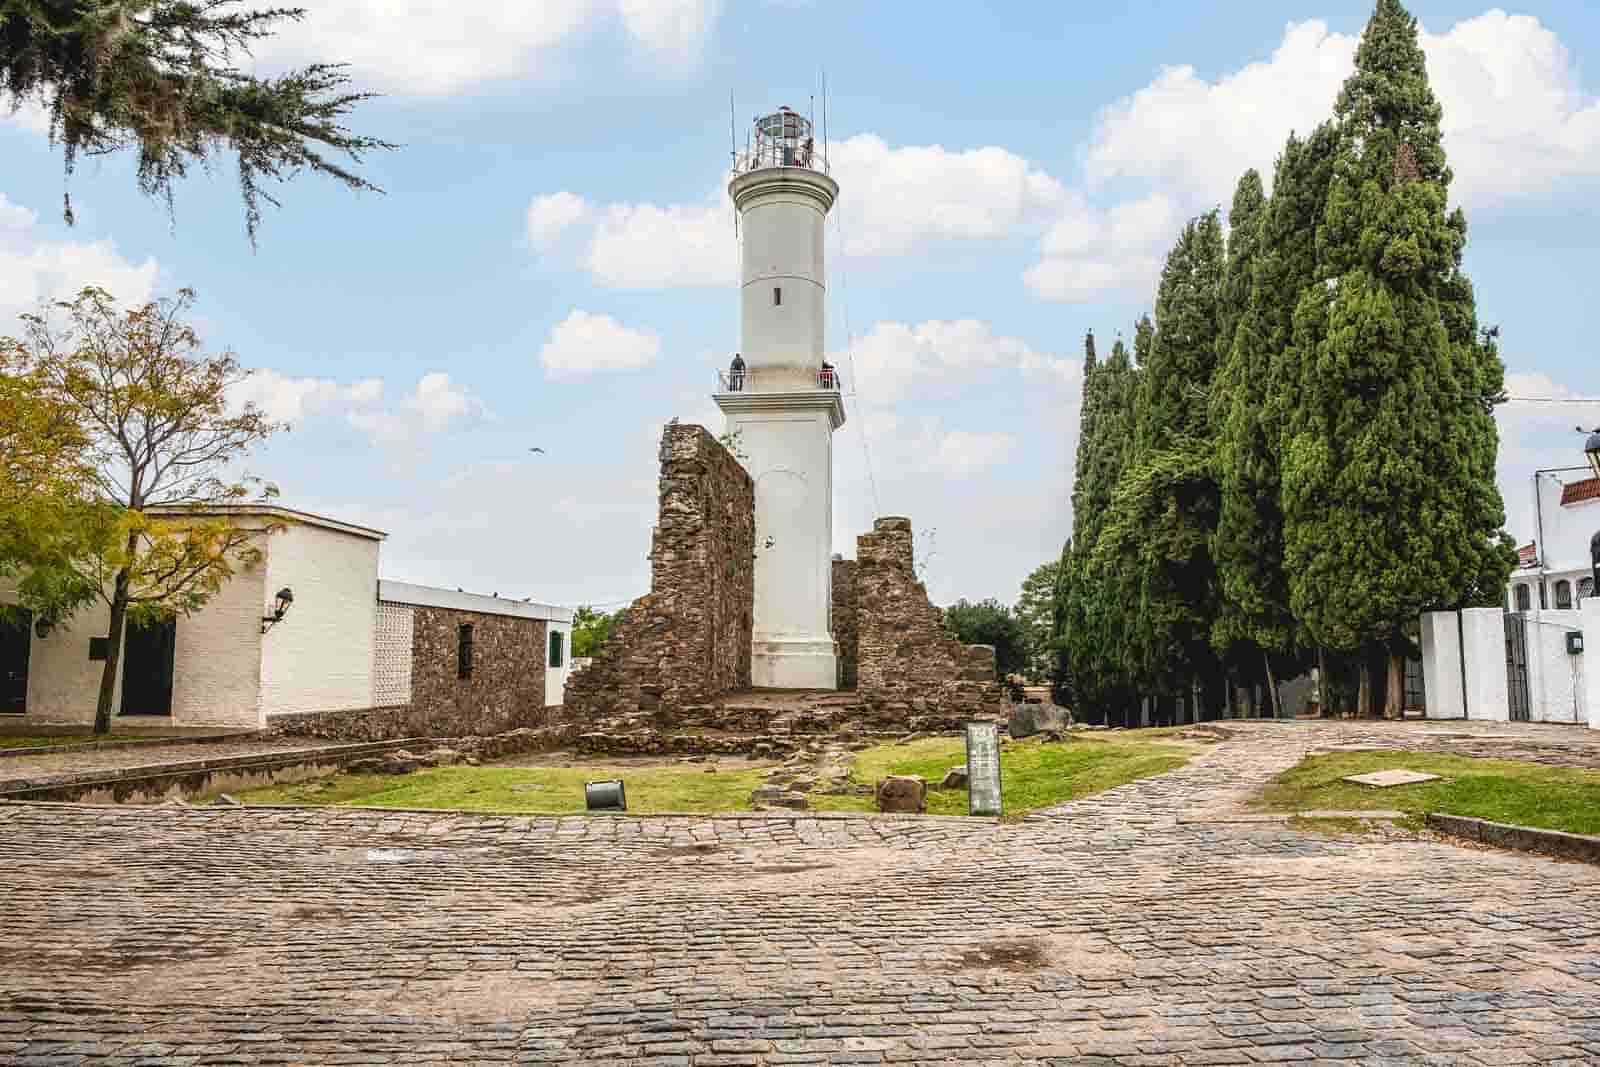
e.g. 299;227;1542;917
1510;471;1598;614
0;505;572;732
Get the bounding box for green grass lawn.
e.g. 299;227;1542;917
234;763;773;814
0;733;160;750
1256;750;1600;836
810;733;1193;817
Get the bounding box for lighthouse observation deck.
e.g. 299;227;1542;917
734;106;827;174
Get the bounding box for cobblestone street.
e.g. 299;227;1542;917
2;721;1598;1064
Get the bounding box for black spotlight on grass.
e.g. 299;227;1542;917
585;779;626;812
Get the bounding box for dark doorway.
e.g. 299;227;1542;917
1504;612;1531;723
121;617;176;716
0;609;31;714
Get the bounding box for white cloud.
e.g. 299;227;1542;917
229;369;385;423
934;430;1017;477
539;309;661;377
841;319;1076;402
405;372;488;429
526;191;592;249
0;194;160;322
827;134;1065;256
587;199;734;288
256;0;723;95
1026;11;1600;302
524;133;1066;289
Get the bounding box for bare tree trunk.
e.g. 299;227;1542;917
94;564;133;736
1385;653;1404;720
1357;658;1373;720
1316;646;1329;717
1264;652;1280;719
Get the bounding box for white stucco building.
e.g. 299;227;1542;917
0;505;573;731
1508;471;1598;615
714;105;845;690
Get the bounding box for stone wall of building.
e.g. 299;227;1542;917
267;603;549;740
832;557;858;689
855;516;1009;722
564;424;755;719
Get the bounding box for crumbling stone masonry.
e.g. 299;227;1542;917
564;424;755;719
855;516;1009;722
831;557;858;690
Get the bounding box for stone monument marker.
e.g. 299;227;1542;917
965;721;1003;817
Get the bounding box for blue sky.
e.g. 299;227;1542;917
3;1;1598;611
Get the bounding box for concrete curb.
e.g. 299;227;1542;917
1426;812;1600;865
0;738;428;799
0;731;257;759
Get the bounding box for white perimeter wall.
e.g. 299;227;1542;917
1523;609;1587;725
258;521;379;719
1420;611;1465;719
1585;600;1600;730
1461;607;1510;722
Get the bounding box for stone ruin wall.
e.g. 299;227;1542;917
854;516;1009;724
831;557;858;690
563;423;755;720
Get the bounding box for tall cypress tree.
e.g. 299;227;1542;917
1098;215;1226;718
1281;0;1515;716
1211;171;1270;710
1063;333;1140;723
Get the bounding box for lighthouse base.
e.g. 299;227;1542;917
752;636;839;690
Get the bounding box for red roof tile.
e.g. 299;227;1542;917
1560;477;1600;507
1516;542;1538;566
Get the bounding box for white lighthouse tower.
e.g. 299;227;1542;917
715;106;844;690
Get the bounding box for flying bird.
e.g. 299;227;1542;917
529;447;546;454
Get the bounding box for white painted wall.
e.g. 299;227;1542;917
0;577;120;725
1584;600;1600;730
1;540;268;728
258;521;380;719
545;619;571;707
1460;607;1510;722
1522;609;1587;725
1420;611;1465;719
168;533;267;727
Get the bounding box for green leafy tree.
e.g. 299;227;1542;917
944;598;1029;680
1013;558;1059;681
2;1;393;243
7;287;282;732
571;604;620;658
1281;0;1515;717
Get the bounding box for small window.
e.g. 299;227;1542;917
1579;577;1595;604
457;623;474;680
1515;584;1531;613
549;629;564;669
773;286;782;306
1555;580;1573;610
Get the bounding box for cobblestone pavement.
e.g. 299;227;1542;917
2;721;1599;1065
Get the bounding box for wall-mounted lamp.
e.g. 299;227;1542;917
261;587;294;634
33;614;54;640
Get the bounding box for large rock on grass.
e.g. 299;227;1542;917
875;775;927;814
1008;702;1072;740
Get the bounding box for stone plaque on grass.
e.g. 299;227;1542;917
965;722;1003;817
1341;769;1442;788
